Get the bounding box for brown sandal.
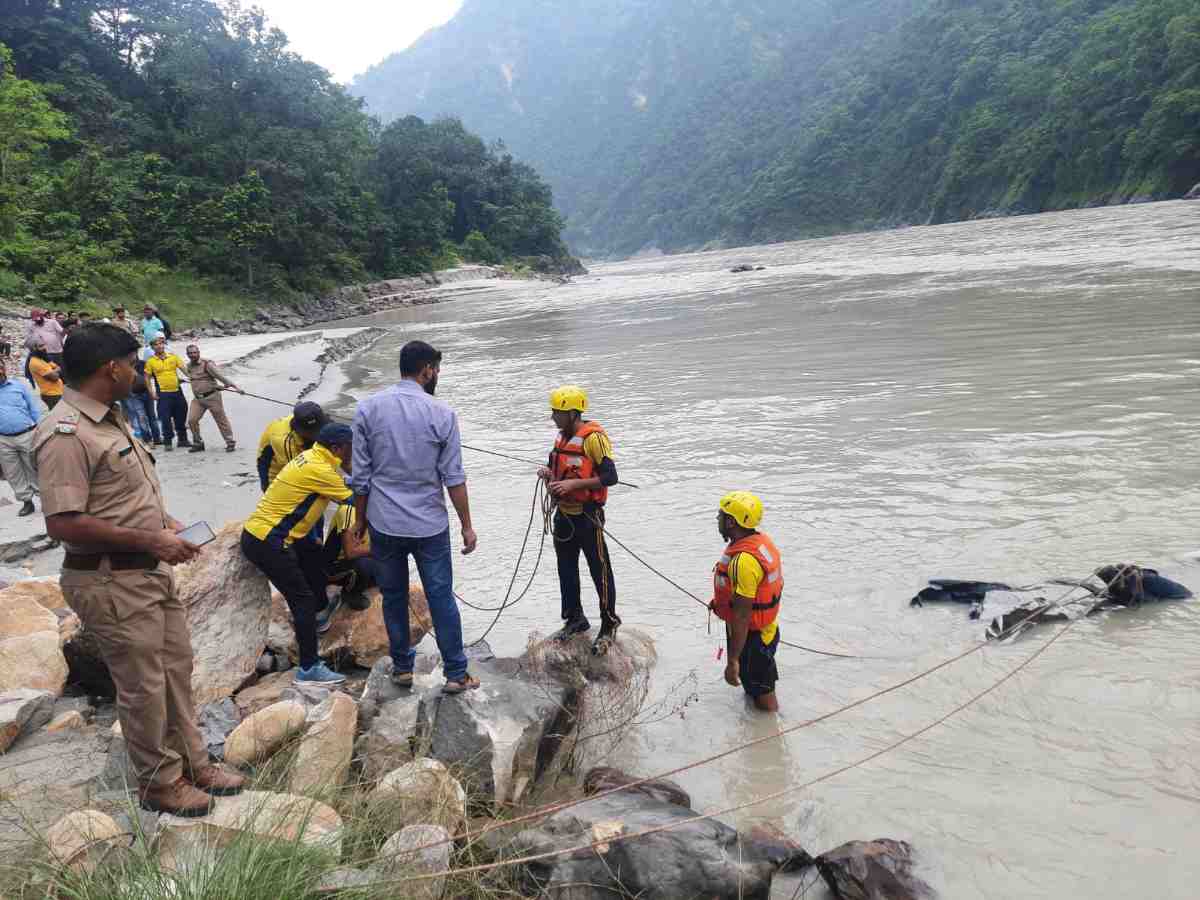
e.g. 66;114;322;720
442;674;480;694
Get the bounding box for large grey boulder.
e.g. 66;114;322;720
177;522;272;705
521;627;657;774
509;769;805;899
421;656;578;808
356;685;425;782
815;839;936;900
0;726;109;857
357;654;439;727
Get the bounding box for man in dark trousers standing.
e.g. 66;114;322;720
538;385;621;654
351;340;479;695
709;491;783;712
35;323;245;815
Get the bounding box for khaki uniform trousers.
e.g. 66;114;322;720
60;562;207;787
187;392;234;446
0;429;38;502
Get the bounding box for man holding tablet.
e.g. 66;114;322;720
35;323;246;818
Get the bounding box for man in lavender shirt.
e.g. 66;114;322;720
351;340;480;694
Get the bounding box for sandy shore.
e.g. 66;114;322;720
0;325;383;577
0;271;534;576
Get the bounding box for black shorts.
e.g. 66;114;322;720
738;628;780;698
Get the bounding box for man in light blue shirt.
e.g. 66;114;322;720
141;305;165;345
351;340;479;694
0;358;43;516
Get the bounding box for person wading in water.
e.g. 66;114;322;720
710;491;783;712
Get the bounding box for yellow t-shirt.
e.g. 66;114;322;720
244;444;352;547
727;551;778;644
257;415;305;487
145;353;184;393
28;357;64;398
557;429;614;516
329;503;369;560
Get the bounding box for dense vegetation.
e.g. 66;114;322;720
353;0;1200;258
0;0;573;309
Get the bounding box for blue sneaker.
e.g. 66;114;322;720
295;662;346;685
315;596;343;634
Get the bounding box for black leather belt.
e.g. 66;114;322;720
196;389;218;399
0;425;35;437
63;552;159;571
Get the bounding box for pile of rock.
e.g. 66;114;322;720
1;528;937;899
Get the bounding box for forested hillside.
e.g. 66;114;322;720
0;0;573;309
353;0;1200;257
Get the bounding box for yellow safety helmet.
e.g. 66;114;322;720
549;384;588;413
719;491;763;529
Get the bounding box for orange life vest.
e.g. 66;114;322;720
712;532;783;631
551;421;609;506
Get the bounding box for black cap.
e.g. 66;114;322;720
291;401;329;432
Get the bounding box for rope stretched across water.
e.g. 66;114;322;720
349;600;1088;888
221;384;641;486
228;380;1103;659
374;568;1113;868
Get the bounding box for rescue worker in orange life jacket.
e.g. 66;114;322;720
711;491;783;712
537;385;621;654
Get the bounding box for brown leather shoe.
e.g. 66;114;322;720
140;777;214;818
188;763;247;797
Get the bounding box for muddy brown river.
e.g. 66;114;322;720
86;200;1200;897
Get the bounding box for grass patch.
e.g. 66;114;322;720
83;266;261;332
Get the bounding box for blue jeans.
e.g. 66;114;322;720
121;397;152;440
370;526;468;682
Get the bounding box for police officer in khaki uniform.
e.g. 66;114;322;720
183;343;242;453
35;323;246;817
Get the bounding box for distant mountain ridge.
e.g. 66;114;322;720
352;0;1200;257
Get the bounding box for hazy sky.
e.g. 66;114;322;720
254;0;464;83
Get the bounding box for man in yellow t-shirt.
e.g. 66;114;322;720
241;423;354;685
538;384;620;654
711;491;782;712
256;402;328;491
144;336;190;451
27;342;64;409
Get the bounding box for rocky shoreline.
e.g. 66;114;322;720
182;264;581;339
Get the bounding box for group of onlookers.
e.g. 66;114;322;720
0;302;242;516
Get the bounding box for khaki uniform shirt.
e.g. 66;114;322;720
185;359;230;397
113;316;139;339
33;386;168;553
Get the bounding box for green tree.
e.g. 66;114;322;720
219;170;274;288
0;44;69;186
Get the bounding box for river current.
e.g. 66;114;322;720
327;201;1200;898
